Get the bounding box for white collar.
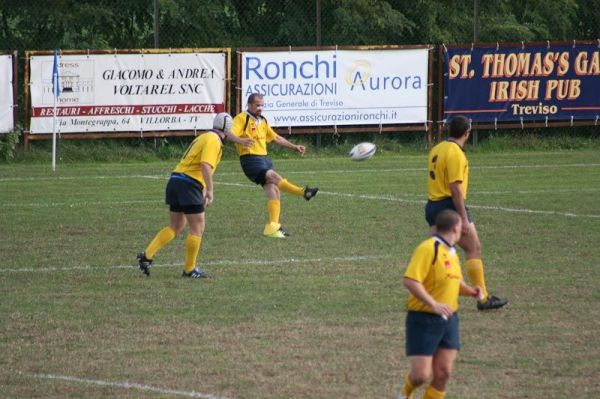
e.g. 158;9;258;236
433;235;456;256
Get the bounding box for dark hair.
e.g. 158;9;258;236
247;93;264;105
448;115;470;138
435;209;461;233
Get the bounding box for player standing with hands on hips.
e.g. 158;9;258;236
425;115;507;311
136;112;253;278
231;93;319;238
398;209;483;399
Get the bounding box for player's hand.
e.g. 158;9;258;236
432;302;453;320
461;217;470;236
238;137;254;148
295;145;306;155
473;286;484;301
204;190;214;207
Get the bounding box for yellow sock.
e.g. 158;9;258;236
268;199;281;224
263;200;282;235
184;234;202;273
466;258;489;302
277;178;304;196
402;374;418;398
423;384;446;399
145;226;176;259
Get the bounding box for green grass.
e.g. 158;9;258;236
5;126;600;164
1;149;599;398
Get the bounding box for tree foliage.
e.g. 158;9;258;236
0;0;595;52
575;0;600;39
326;0;415;45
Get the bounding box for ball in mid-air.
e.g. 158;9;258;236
349;142;376;161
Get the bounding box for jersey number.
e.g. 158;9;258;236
429;155;438;180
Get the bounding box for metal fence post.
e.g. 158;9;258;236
472;0;479;146
315;0;322;148
154;0;159;49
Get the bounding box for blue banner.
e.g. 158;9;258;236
443;43;600;123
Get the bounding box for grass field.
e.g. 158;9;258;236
1;149;599;398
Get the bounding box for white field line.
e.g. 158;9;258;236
3;199;160;208
251;162;600;175
1;162;599;182
2;181;599;219
5;185;600;208
23;372;226;399
0;174;168;182
0;255;388;274
217;183;600;219
318;190;600;219
1;162;599;218
399;188;600;197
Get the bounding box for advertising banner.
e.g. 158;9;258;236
443;43;600;123
0;54;14;133
29;52;227;134
240;48;429;127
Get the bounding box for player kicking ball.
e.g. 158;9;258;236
231;93;319;238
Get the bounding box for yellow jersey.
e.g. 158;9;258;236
427;140;469;201
172;131;223;188
231;111;278;156
404;236;464;313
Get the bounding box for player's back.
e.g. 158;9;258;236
427;141;468;201
173;132;223;186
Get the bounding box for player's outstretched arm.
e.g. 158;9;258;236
273;135;305;155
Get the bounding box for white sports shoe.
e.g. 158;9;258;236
265;228;286;238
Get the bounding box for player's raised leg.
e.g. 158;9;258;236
266;169;319;200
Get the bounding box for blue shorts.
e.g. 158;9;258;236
425;198;472;227
240;155;273;186
405;311;461;356
165;173;205;214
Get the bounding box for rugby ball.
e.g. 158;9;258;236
349;142;376;161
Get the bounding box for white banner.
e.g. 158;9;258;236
240;49;429;127
29;52;227;134
0;55;14;133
